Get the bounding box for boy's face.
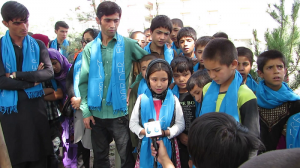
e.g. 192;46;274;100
141;60;152;79
173;70;192;90
144;30;152;44
55;26;68;42
179;36;195;55
133;33;146;49
237;56;251;81
204;59;237;86
195;45;205;64
190;85;203;103
3;18;29;38
257;58;286;91
170;24;181;43
151;27;170;48
96;13;120;38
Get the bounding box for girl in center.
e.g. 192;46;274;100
130;59;185;168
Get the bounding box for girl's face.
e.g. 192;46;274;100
51;59;61;74
149;70;169;94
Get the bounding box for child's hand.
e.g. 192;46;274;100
178;133;188;146
70;97;81;109
151;140;175;168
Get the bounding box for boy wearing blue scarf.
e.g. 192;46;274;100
170;18;183;55
177;27;199;72
256;50;300;152
49;21;70;57
170;56;196;168
237;47;258;93
195;36;214;71
0;1;54;166
78;1;148;167
200;38;260;138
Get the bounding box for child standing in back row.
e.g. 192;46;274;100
129;59;185;168
194;36;214;70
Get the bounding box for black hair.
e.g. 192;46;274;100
202;38;237;66
55;21;69;30
130;31;145;39
145;59;173;87
170;56;193;74
150;15;172;33
186;70;212;92
195;36;214;49
177;27;197;42
140;54;157;64
257;50;286;73
171;18;183;28
82;28;100;39
188;112;263;168
213;32;228;39
237;47;254;67
144;28;150;34
96;1;122;21
1;1;29;22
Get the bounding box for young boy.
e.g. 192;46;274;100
127;54;157;152
212;32;228;39
195;36;214;70
237;47;258;92
144;28;152;46
256;50;300;152
49;21;70;57
200;38;260;138
177;27;198;72
170;18;183;54
144;15;177;64
170;56;197;168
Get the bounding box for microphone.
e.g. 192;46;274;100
148;119;159;165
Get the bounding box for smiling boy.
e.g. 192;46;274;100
200;38;260;137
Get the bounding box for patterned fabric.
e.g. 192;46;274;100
259;102;290;131
42;80;60;120
174;137;181;168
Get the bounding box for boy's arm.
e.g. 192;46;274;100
167;96;185;139
129;39;148;62
240;98;260;138
44;88;63;101
130;73;143;89
129;95;145;139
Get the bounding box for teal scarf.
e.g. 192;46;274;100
50;38;69;57
144;42;174;64
200;70;243;121
171;42;182;55
286;112;300;148
0;30;44;114
172;85;201;117
137;78;148;96
246;74;258;92
256;81;300;109
140;88;174;168
88;32;127;114
73;52;82;97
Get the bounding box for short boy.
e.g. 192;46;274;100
170;18;183;54
212;32;228;39
144;28;152;45
200;38;260;137
256;50;300;152
237;47;258;92
144;15;177;64
170;56;196;168
49;21;70;57
195;36;214;70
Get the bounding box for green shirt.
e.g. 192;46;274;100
78;34;148;119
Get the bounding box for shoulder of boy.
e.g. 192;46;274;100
238;84;257;106
202;82;212;96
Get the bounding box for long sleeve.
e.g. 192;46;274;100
15;40;54;82
240;98;260;138
129;96;145;139
66;62;75;98
167;96;185;139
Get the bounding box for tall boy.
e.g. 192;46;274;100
256;50;300;152
200;38;260;137
170;56;197;168
50;21;70;57
237;47;258;92
144;15;176;64
177;27;198;71
170;18;183;54
195;36;214;70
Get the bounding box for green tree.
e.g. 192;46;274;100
253;0;300;90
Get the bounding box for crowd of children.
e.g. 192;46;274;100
1;1;300;168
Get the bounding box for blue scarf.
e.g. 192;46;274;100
144;42;174;64
137;78;148;96
286;112;300;148
0;31;44;114
140;88;174;168
171;42;182;55
73;52;83;97
256;81;300;109
172;85;201;117
193;63;200;72
51;79;58;91
246;74;258;92
200;70;243;122
50;38;69;57
88;32;127;114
